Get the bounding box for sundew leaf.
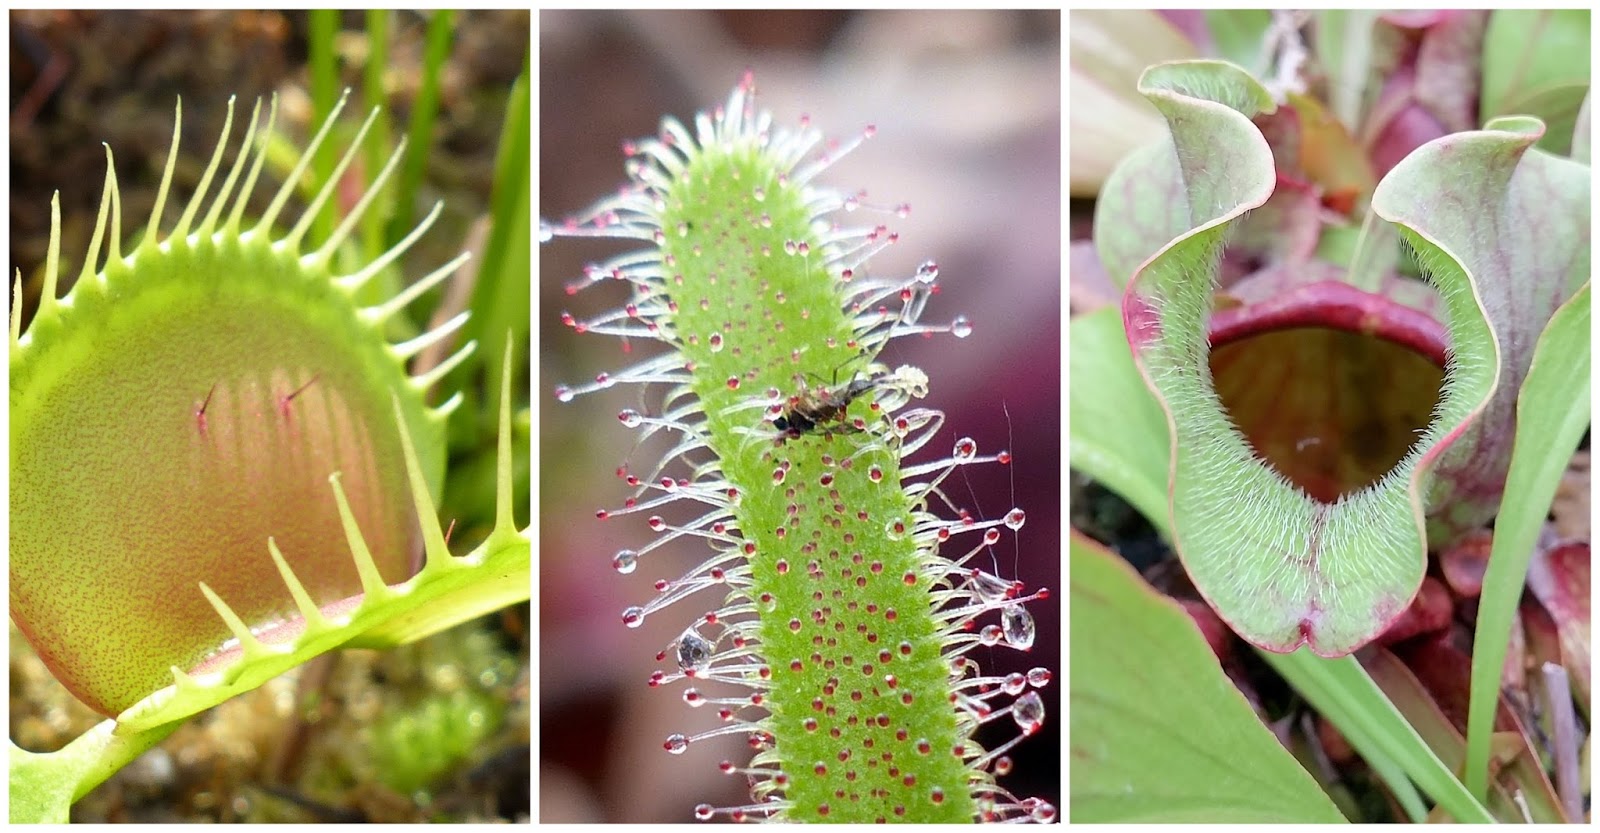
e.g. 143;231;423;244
1111;59;1588;657
1069;532;1345;823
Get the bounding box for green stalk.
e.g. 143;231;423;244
361;9;394;261
307;9;341;244
386;9;454;246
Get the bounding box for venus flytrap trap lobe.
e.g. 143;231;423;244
10;91;530;821
547;75;1053;823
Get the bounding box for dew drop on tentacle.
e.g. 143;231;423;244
950;315;973;338
675;625;715;676
612;549;639;574
1001;604;1035;651
1004;508;1026;530
1012;690;1045;734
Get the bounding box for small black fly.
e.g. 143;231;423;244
772;364;928;440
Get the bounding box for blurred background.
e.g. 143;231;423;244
539;9;1060;823
10;9;528;822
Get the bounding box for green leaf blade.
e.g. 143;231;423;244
1465;281;1591;803
1068;306;1171;535
1070;533;1346;823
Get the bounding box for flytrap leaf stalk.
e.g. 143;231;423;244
10;93;530;822
547;74;1054;823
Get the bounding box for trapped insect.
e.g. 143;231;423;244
771;364;929;439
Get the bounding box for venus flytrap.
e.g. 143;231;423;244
547;75;1053;824
10;93;530;822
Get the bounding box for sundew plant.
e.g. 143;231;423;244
544;75;1054;823
10;10;530;823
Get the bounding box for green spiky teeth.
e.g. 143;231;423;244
10;91;500;718
118;345;529;735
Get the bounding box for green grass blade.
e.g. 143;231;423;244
361;9;394;261
387;8;455;245
1465;281;1592;803
455;51;530;413
1261;650;1493;823
307;9;341;244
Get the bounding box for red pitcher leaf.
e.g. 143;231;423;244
1284;91;1377;216
1439;529;1493;598
1526;540;1591;707
1374;577;1453;646
1364;648;1544;822
1521;596;1566;680
1388;637;1569;822
1549;450;1590;542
